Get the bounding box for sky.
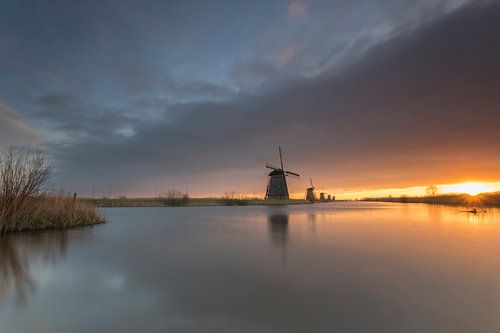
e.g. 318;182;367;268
1;0;499;199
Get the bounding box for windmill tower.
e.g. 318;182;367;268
265;147;300;200
306;178;317;202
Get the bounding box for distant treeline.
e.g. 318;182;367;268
362;192;500;207
86;194;309;208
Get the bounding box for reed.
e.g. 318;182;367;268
0;146;104;233
0;194;104;232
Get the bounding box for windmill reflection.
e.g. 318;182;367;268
268;212;289;267
308;213;316;233
0;230;77;305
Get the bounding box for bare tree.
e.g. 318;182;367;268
425;184;439;197
0;147;51;230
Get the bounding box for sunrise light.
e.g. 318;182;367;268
441;182;494;196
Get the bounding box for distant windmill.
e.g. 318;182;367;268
265;147;300;200
306;178;317;202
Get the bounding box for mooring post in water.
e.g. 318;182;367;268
73;192;77;204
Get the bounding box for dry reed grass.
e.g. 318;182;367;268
0;147;104;233
0;194;104;233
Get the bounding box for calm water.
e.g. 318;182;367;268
1;202;500;332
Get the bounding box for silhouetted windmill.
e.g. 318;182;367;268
306;178;317;202
265;147;299;200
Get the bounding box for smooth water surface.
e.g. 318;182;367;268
1;202;500;332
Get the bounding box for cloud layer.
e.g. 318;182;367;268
0;0;498;196
0;102;45;149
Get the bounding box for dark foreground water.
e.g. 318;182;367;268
1;202;500;333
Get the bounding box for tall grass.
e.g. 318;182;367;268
0;146;104;233
0;193;104;232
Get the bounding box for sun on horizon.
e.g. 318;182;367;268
324;181;500;200
440;182;497;196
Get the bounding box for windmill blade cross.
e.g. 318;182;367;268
285;171;300;177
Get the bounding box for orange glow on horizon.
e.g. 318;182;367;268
440;182;497;196
288;181;500;200
121;181;500;201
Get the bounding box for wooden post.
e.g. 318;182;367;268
73;192;77;204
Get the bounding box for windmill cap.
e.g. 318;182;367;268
269;169;285;176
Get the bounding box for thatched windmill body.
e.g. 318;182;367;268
265;147;299;200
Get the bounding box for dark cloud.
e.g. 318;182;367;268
44;1;500;196
36;93;134;141
0;102;46;149
113;63;236;100
229;0;482;93
0;0;498;196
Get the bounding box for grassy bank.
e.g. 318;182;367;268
0;147;105;233
362;192;500;208
0;195;105;233
86;197;311;207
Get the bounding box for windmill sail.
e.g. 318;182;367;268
265;147;299;200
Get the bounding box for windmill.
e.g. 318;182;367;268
306;178;317;202
265;147;299;200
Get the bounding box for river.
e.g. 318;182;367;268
1;202;499;332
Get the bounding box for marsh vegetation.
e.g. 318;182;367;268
363;192;500;207
0;147;103;233
88;193;308;207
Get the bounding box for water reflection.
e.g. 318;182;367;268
268;213;289;248
0;229;89;305
424;203;497;224
2;203;500;333
0;236;34;304
268;211;289;266
308;213;316;233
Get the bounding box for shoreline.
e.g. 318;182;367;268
1;197;105;233
361;192;500;208
85;197;335;208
